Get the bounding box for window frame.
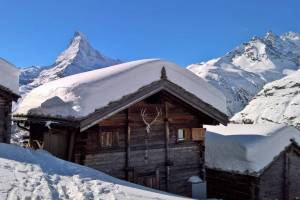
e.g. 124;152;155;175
176;127;205;143
98;131;120;149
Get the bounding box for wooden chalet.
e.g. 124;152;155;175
13;59;228;197
205;124;300;200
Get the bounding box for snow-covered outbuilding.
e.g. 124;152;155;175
14;59;228;197
205;124;300;200
0;58;19;143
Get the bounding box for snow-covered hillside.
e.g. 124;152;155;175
20;32;121;94
188;31;300;115
232;70;300;129
0;143;189;200
19;66;43;85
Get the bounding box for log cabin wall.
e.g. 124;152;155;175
73;92;212;196
0;94;12;143
258;153;285;200
206;168;258;200
206;144;300;200
258;145;300;200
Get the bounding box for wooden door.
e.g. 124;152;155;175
136;169;160;189
44;130;69;159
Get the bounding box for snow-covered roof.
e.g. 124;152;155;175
0;143;190;200
205;124;300;174
15;59;227;119
0;58;20;95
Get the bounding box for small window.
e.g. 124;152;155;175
177;128;205;142
177;128;191;141
178;129;184;141
99;132;119;148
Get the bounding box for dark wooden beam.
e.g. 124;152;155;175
164;100;170;191
283;150;290;200
67;129;77;161
125;108;131;181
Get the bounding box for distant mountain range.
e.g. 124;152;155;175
19;32;121;95
188;31;300;115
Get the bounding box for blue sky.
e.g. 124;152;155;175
0;0;299;67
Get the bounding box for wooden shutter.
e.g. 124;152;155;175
184;128;191;141
113;132;119;147
192;128;206;141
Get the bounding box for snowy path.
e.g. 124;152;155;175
0;143;189;200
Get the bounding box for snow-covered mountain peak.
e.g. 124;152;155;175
54;31;115;73
264;31;278;41
281;31;300;41
188;31;300;115
54;31;88;64
20;32;121;94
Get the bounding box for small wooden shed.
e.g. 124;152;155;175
0;85;19;143
0;58;20;143
205;124;300;200
14;59;228;197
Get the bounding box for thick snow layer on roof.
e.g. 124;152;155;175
16;59;227;118
0;143;191;200
205;124;300;174
0;58;19;94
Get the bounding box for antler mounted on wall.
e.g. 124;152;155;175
140;106;162;134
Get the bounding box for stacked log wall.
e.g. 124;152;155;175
73;92;208;196
206;144;300;200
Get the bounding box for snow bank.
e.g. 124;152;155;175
0;143;190;200
16;59;227;118
0;58;19;95
205;124;300;174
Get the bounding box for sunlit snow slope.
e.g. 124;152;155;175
0;143;189;200
188;31;300;115
232;70;300;129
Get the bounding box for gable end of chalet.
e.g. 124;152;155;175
80;78;228;132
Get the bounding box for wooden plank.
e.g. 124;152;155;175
67;129;77;161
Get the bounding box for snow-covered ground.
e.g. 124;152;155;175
15;59;227;119
0;58;20;95
0;143;191;200
205;124;300;174
188;31;300;115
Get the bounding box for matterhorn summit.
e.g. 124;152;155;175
20;32;121;94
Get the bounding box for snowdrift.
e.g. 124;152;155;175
0;143;189;200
